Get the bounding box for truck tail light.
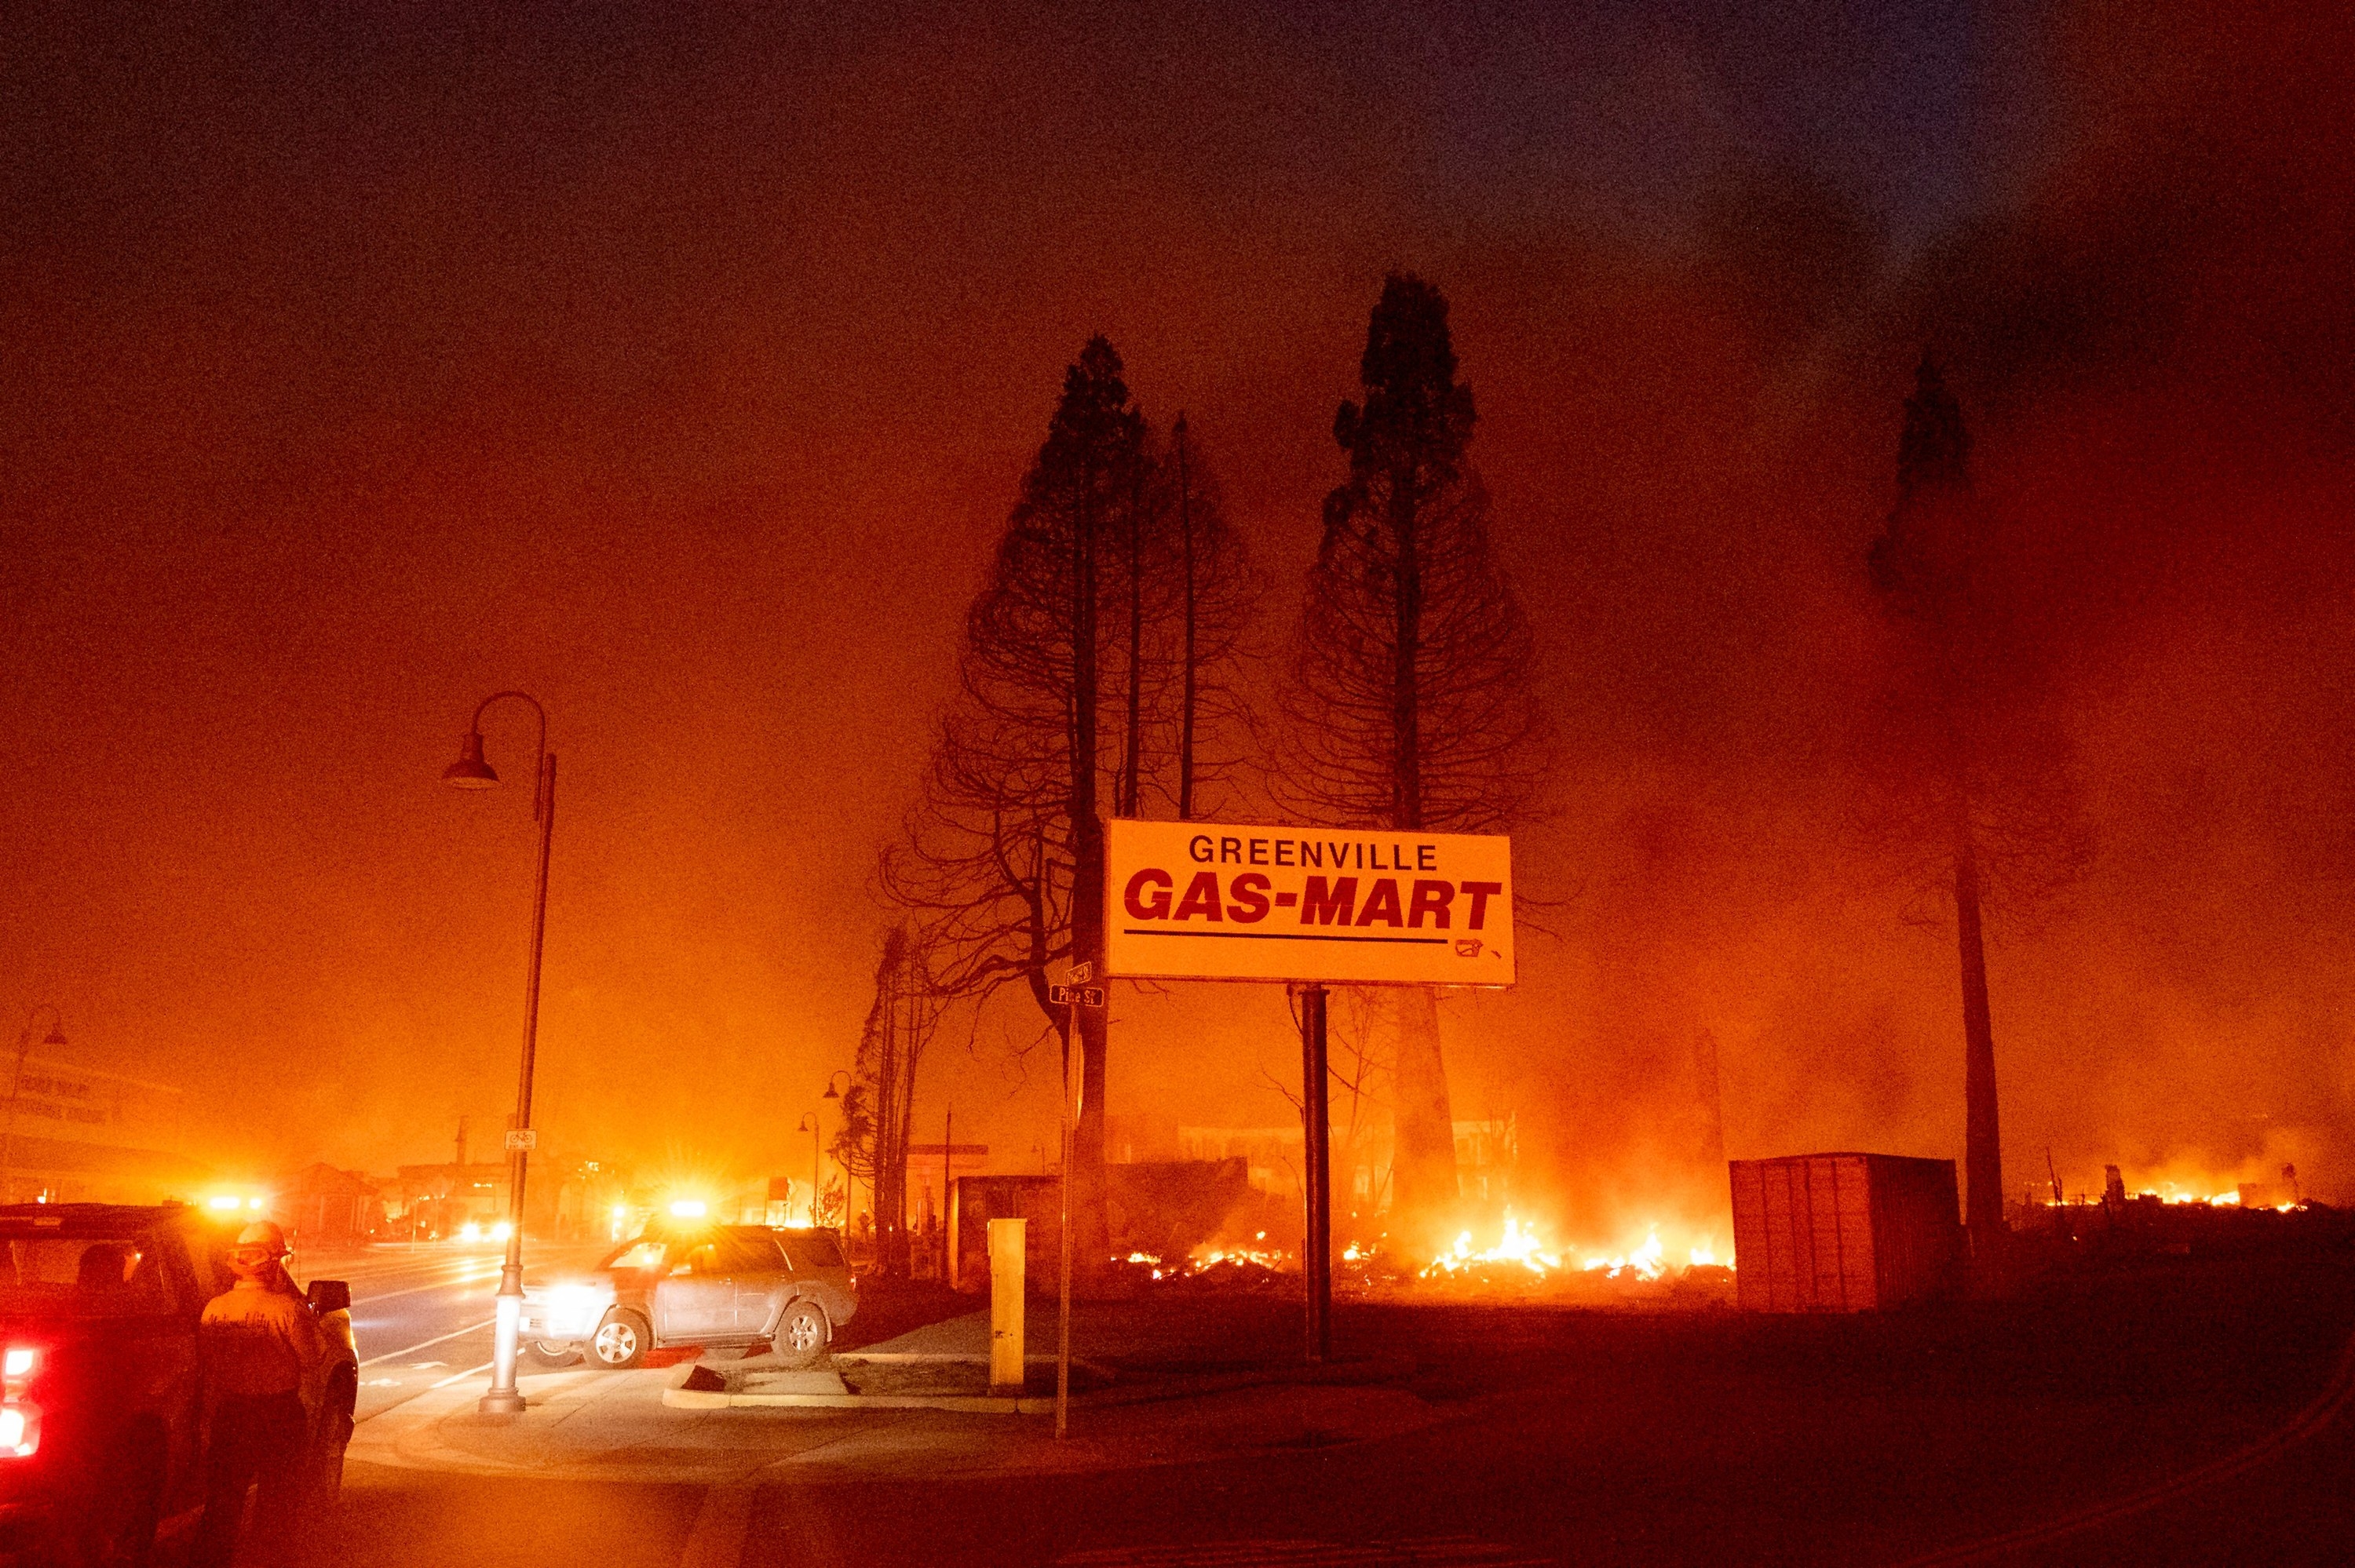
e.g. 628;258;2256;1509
2;1346;34;1399
0;1402;39;1458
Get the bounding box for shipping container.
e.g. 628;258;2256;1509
1729;1153;1962;1312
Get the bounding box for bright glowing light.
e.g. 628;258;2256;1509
1582;1228;1667;1281
490;1220;513;1242
458;1222;482;1242
0;1405;31;1457
1689;1242;1718;1267
247;1197;265;1210
545;1283;609;1336
2;1349;32;1379
206;1195;241;1212
668;1199;707;1219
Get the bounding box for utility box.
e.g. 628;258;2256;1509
1729;1154;1961;1313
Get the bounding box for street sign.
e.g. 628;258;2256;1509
1065;961;1093;984
505;1129;537;1152
1046;984;1106;1007
1104;818;1515;985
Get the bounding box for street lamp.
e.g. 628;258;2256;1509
796;1114;823;1227
442;691;557;1417
2;1008;68;1205
821;1070;853;1233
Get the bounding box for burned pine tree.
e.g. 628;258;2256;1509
1280;274;1550;1242
833;926;942;1275
1865;352;2089;1258
1159;414;1256;821
887;342;1258;1273
885;337;1148;1275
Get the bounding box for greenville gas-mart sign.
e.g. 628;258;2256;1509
1104;819;1514;986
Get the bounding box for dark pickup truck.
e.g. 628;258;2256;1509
0;1202;358;1566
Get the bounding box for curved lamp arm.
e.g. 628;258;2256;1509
15;1005;64;1054
447;691;550;819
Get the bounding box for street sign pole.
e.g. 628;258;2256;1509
1054;961;1094;1439
1297;983;1331;1364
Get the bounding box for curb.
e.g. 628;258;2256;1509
665;1387;1059;1413
661;1355;1415;1416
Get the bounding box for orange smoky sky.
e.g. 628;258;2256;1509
2;2;2352;1225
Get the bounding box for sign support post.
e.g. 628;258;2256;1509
1297;983;1331;1364
1051;962;1097;1439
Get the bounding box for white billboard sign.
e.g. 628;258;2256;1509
1104;819;1514;986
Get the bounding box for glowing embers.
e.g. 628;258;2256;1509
1115;1233;1298;1283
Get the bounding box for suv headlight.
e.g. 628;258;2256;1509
542;1283;610;1337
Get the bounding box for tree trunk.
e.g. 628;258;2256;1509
893;974;923;1274
1388;480;1424;833
1069;488;1112;1278
1386;986;1459;1241
878;963;909;1275
1176;417;1198;822
1120;466;1145;818
1954;816;2004;1249
1384;472;1457;1235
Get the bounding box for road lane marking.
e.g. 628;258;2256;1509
354;1271;503;1307
681;1479;757;1568
360;1318;497;1367
430;1360;494;1389
1890;1315;2355;1565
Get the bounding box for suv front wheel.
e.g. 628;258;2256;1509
590;1310;650;1370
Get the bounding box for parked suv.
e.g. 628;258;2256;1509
520;1223;855;1371
0;1202;358;1565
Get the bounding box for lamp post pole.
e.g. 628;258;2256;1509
822;1070;853;1234
443;691;556;1417
2;1008;68;1205
797;1114;822;1227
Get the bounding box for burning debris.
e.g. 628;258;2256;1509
1112;1234;1301;1291
1108;1211;1734;1304
1418;1213;1728;1285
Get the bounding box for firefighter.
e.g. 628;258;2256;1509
194;1220;333;1568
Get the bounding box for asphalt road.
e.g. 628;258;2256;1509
294;1238;612;1420
321;1245;2355;1568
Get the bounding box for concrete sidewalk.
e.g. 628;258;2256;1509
345;1296;1442;1486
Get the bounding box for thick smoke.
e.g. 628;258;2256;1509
0;2;2347;1227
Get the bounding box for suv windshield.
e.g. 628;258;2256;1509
601;1238;668;1272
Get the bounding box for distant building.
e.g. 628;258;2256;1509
274;1163;383;1247
389;1161;511;1238
0;1055;210;1205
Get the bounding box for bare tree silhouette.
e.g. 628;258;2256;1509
832;926;945;1276
1866;352;2091;1256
